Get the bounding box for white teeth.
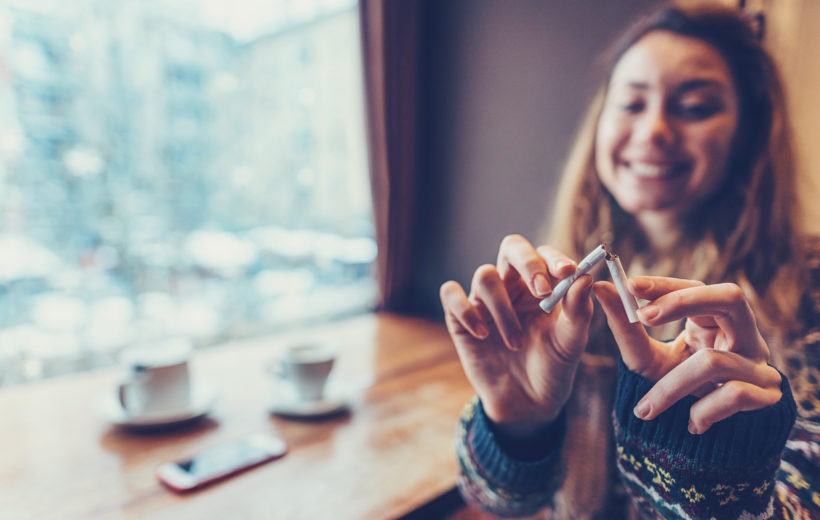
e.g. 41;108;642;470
630;163;666;178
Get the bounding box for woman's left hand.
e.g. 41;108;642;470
593;276;783;434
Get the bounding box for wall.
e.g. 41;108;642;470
412;0;659;313
756;0;820;233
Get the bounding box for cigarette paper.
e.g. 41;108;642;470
539;244;607;313
605;253;640;323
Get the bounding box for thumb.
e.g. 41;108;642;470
592;281;654;375
553;275;595;361
561;274;594;325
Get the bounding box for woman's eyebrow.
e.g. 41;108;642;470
675;78;730;94
621;78;730;93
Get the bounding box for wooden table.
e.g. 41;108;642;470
0;313;479;520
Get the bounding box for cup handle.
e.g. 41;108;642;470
118;380;129;408
117;371;148;409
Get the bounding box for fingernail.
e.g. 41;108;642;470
688;420;699;435
634;400;650;420
556;260;575;272
638;304;659;321
532;273;552;297
474;323;490;339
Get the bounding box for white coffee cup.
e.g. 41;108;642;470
118;339;193;415
274;343;337;402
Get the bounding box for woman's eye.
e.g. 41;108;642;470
618;101;644;114
675;103;721;120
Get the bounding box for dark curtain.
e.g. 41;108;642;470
359;0;421;312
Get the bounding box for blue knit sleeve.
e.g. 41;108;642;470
612;359;806;519
455;396;567;517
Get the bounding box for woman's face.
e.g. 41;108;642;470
594;31;739;218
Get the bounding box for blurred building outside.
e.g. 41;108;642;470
0;0;376;386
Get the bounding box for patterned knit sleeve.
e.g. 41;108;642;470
610;240;820;519
455;396;567;517
613;361;800;519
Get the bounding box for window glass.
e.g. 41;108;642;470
0;0;375;386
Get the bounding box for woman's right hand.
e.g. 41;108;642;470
440;235;595;439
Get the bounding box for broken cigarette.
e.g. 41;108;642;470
539;244;607;313
605;249;640;323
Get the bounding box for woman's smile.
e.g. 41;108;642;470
618;158;691;180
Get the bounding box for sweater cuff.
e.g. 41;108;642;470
461;397;566;491
614;358;797;468
613;360;797;518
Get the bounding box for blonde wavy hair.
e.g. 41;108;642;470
545;2;808;352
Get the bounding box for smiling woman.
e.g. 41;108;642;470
441;2;819;518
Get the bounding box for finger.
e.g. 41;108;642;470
535;244;577;282
628;276;704;301
683;318;718;351
470;264;523;351
592;281;654;376
440;281;490;339
688;380;782;434
628;277;716;329
687;315;720;329
633;350;782;421
469;296;495;329
560;274;594;325
496;235;552;298
637;283;749;326
636;283;765;358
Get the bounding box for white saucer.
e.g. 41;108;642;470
98;385;219;428
268;380;351;418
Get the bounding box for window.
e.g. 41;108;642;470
0;0;375;386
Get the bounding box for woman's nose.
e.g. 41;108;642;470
635;108;677;149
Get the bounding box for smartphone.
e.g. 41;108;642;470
156;433;288;492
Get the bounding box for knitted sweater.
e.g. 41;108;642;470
456;263;820;519
457;364;817;519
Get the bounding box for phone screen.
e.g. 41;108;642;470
172;435;286;481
